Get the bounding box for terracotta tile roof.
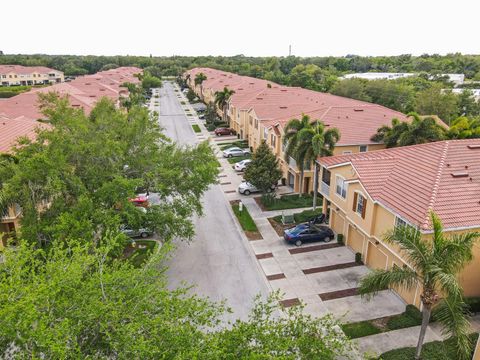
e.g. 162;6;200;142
0;65;61;75
0;67;141;153
318;140;480;231
0;116;49;153
186;67;414;146
0;67;141;121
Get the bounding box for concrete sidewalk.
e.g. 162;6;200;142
357;314;480;356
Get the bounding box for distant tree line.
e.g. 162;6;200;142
2;53;480;124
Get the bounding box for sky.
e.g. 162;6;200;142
2;0;479;57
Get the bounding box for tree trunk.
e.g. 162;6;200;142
299;168;304;197
415;302;432;360
223;104;227;124
313;162;319;211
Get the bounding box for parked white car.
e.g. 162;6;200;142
238;181;275;195
234;159;252;172
222;147;250;158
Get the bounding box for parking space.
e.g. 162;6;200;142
239;197;406;323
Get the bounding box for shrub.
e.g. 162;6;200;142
341;321;381;339
337;234;344;246
355;252;363;264
207;124;216;131
466;297;480;313
387;305;422;330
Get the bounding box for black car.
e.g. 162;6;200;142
284;223;335;246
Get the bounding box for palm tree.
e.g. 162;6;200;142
296;120;340;210
194;73;207;100
359;212;480;360
283;114;311;195
371;112;445;148
214;87;235;124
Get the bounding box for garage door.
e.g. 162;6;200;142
347;225;364;254
331;211;345;235
366;242;388;270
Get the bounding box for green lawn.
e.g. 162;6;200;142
232;203;258;232
227;155;250;164
340;305;422;339
192;124;201;133
124;240;157;268
341;321;382;339
380;333;479;360
261;194;316;211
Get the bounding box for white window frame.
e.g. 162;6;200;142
335;175;347;199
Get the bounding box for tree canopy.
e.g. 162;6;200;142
0;93;219;247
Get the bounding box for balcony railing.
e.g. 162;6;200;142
320;181;330;197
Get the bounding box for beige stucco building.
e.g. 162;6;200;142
318;139;480;305
186;67;410;193
0;65;64;86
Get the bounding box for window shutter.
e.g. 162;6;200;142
362;198;367;219
352;192;358;212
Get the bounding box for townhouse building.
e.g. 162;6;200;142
0;67;141;246
317;139;480;305
0;65;64;86
185;67;411;193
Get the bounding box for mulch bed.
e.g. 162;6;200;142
254;196;268;211
245;231;263;240
318;287;359;301
280;298;301;308
267;217;293;237
289;243;342;255
302;261;361;275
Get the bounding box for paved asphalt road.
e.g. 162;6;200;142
157;82;269;322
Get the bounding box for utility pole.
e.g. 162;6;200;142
289;45;292;56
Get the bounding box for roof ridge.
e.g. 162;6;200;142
421;141;450;229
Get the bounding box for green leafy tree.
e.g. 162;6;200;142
141;71;162;90
244;140;282;201
330;78;371;102
205;102;218;124
0;94;219;246
0;237;355;359
214;87;235;123
457;90;480;118
415;84;459;124
448;116;480;139
194;72;207;100
186;88;196;103
359;212;480;360
296;120;340;210
371;112;446;147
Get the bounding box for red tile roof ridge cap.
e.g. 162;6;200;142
420;140;450;230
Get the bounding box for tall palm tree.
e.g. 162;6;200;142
214;87;235;124
283;114;311;195
371;112;445;148
194;73;207;100
359;212;480;360
296;120;340;210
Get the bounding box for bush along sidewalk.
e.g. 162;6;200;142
341;305;422;339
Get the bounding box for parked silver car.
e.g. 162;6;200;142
238;181;275;195
223;147;250;158
234;159;252;172
120;225;153;238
